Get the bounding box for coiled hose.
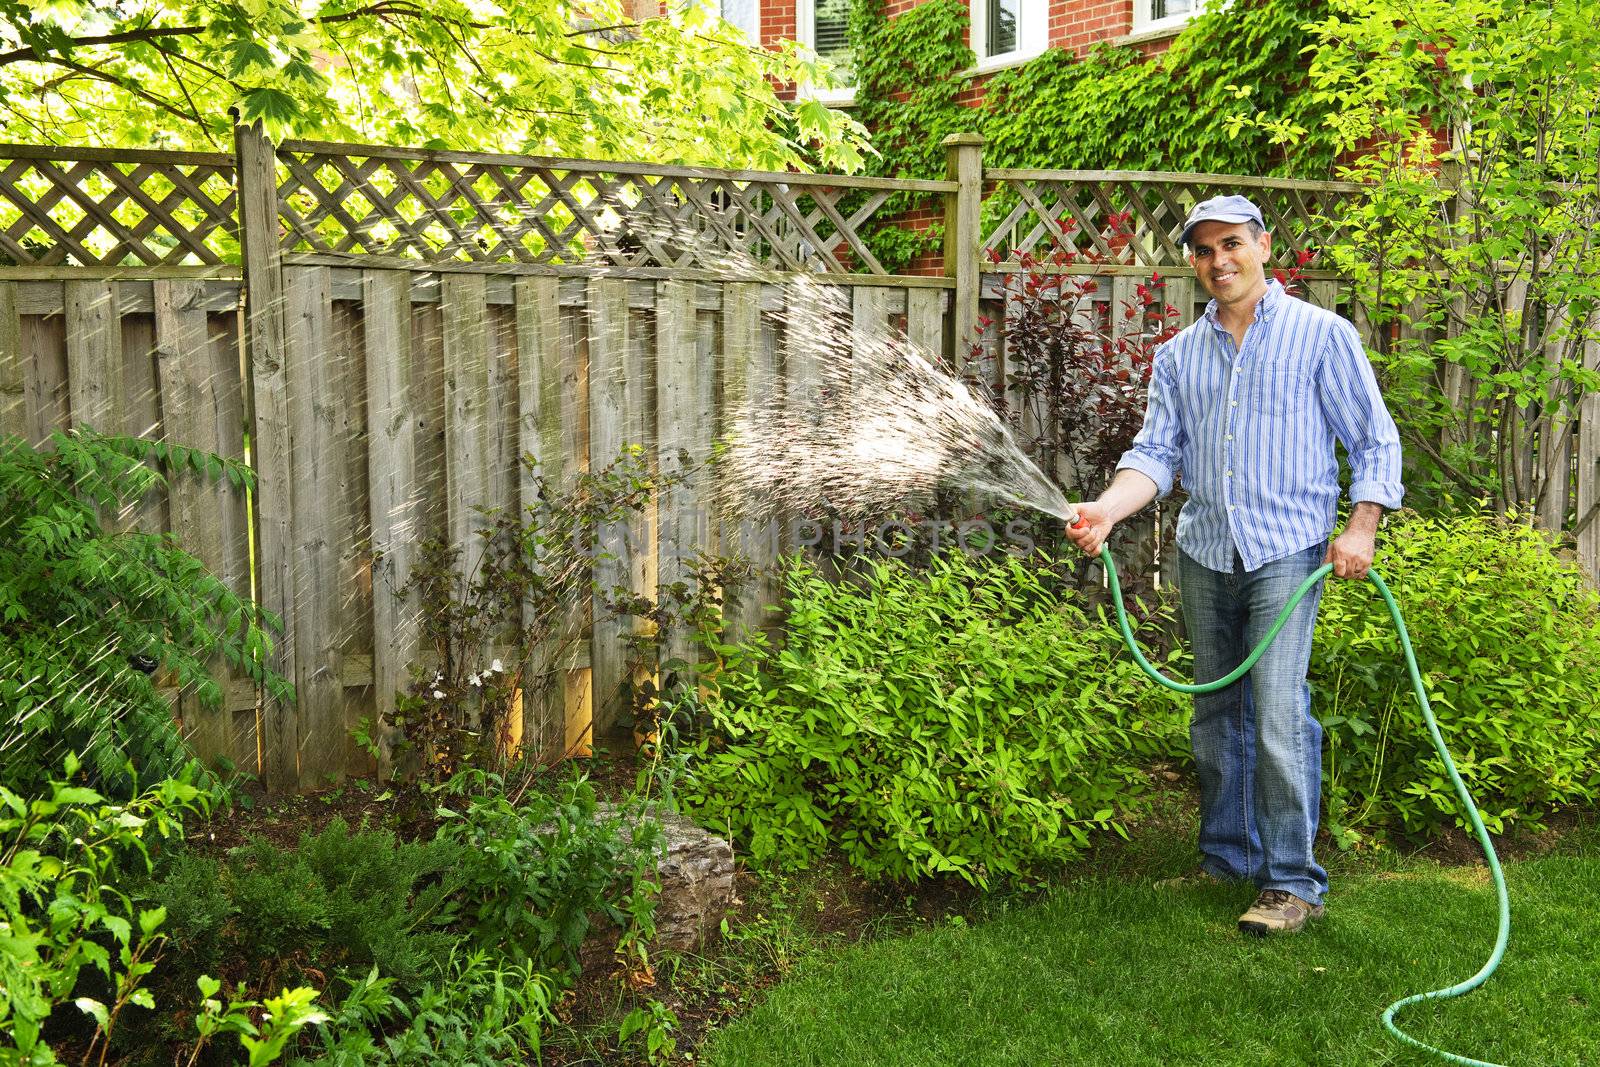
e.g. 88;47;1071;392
1092;544;1511;1067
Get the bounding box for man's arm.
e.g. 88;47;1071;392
1318;321;1404;581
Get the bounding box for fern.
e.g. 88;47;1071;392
0;429;291;796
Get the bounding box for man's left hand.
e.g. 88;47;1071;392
1325;526;1376;580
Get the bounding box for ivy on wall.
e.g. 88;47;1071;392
847;0;1344;270
849;0;974;270
984;0;1340;175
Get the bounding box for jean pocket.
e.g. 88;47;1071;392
1251;359;1311;416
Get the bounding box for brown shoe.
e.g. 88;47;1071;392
1237;889;1324;936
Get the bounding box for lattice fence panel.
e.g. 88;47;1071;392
982;172;1366;271
0;147;238;266
275;142;924;275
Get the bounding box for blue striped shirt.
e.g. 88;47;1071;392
1116;280;1404;572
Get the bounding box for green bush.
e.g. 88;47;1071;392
147;820;465;995
436;770;664;973
0;429;290;796
681;550;1188;886
1313;510;1600;843
117;771;660;1064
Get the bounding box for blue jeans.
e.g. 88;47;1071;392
1178;543;1329;904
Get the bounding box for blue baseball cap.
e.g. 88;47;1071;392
1180;194;1266;247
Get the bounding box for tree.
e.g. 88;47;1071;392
1282;0;1600;521
0;0;872;172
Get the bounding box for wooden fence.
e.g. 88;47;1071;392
3;128;1595;789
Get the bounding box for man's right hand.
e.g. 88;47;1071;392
1065;501;1117;556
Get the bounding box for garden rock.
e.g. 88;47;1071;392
576;804;733;970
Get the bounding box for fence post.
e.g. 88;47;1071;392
942;133;984;370
235;122;298;792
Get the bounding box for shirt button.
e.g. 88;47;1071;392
1225;470;1233;477
1224;434;1233;441
1227;505;1236;511
1230;400;1238;407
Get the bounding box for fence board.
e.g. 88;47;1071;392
720;281;780;639
906;287;944;366
0;282;21;437
559;301;594;754
238;123;298;789
512;275;563;759
588;277;642;736
118;311;167;534
1578;319;1600;581
1162;276;1195;328
283;265;349;786
851;286;891;380
154;280;232;765
442;273;494;589
656;279;709;695
65;280;121;433
363;269;422;778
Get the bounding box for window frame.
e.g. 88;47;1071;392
1131;0;1198;37
970;0;1047;72
716;0;760;46
796;0;856;104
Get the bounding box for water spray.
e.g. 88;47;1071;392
1063;505;1512;1067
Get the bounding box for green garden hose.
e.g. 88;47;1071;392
1091;542;1512;1067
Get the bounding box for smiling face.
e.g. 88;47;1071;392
1188;220;1273;311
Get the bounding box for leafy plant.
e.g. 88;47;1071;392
0;0;870;175
0;761;208;1065
433;769;664;974
681;549;1188;886
0;429;290;796
290;953;555;1067
1312;510;1600;844
189;980;328;1067
618;999;680;1065
143;819;465;1004
1269;0;1600;516
844;0;1343;273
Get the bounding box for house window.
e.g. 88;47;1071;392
1133;0;1197;34
971;0;1045;66
719;0;759;45
798;0;855;100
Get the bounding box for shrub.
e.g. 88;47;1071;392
0;763;213;1065
681;550;1188;886
1313;510;1600;843
0;429;290;795
436;770;663;973
119;771;660;1063
146;820;465;996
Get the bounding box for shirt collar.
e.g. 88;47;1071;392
1203;278;1285;332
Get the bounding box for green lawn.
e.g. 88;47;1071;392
701;855;1600;1066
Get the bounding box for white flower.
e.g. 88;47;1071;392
432;671;443;685
468;673;482;688
489;658;504;674
432;689;446;700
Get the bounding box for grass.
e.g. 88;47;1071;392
699;811;1600;1067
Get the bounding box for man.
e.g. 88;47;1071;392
1065;195;1403;936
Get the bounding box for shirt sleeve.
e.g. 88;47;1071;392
1317;320;1405;509
1116;345;1184;498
